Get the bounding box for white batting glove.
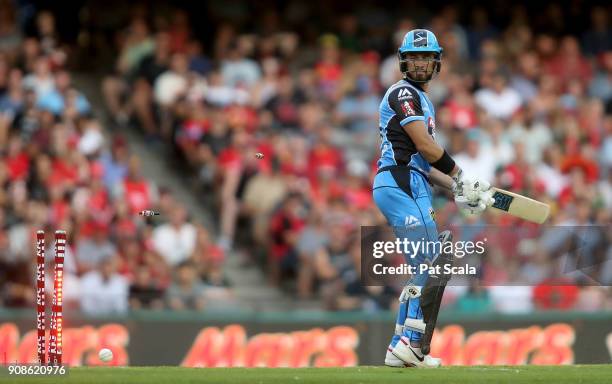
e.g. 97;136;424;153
454;178;495;215
450;169;465;197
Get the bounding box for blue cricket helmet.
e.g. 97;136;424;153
398;29;443;81
398;29;443;55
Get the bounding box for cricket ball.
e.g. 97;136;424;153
99;348;113;363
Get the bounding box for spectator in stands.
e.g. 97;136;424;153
0;68;24;146
37;70;90;116
76;221;117;273
507;108;553;165
215;129;257;251
546;36;592;89
481;118;514;167
243;157;289;246
101;17;154;125
454;130;496;182
0;3;224;315
475;71;522;120
22;56;55;98
510;51;540;103
380;19;414;88
166;260;206;310
581;6;611;57
315;34;343;101
0;1;23;61
295;208;328;298
190;224;227;287
533;280;580;311
0;209;32;307
129;265;164;310
268;192;307;285
80;257;129;315
453;281;493;313
442;74;478;130
153;52;191;137
466;7;498;60
263;75;302;130
589;51;612;104
152;203;197;267
186;39;213;76
220;41;261;88
100;135;129;190
115;155;157;215
315;227;393;310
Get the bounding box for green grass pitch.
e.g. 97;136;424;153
3;365;611;384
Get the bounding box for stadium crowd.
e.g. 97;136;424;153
0;1;232;315
1;1;611;314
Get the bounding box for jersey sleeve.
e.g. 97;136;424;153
388;86;424;126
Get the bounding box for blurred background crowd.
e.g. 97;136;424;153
0;0;610;316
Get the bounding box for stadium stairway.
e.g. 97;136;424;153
73;73;316;312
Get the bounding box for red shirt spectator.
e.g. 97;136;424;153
49;197;70;225
308;143;342;182
545;36;593;88
315;36;343;98
87;162;110;212
114;217;138;239
533;280;579;310
499;163;528;192
344;184;372;210
310;177;344;207
88;185;109;211
179;118;211;144
168;10;191;53
269;194;306;261
50;157;79;186
124;179;151;215
445;97;478;129
560;154;599;183
217;146;242;171
193;225;225;266
316;62;342;81
122;156;153;215
6;152;29;181
225;104;258;133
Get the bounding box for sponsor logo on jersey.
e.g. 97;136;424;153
397;88;412;101
401;100;415;116
428;116;436;137
405;215;420;228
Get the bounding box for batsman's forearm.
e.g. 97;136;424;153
428;168;454;190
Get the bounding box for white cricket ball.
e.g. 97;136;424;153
98;348;113;363
255;152;264;159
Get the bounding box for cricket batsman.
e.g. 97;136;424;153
373;29;495;367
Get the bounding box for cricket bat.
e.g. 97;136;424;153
490;188;550;224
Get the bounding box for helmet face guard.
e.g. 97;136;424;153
398;29;443;83
398;51;442;83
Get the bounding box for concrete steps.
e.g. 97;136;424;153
74;73;313;312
